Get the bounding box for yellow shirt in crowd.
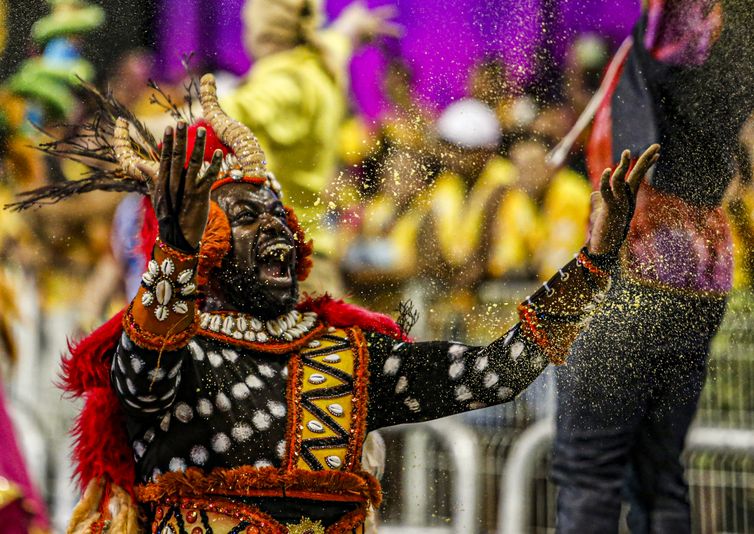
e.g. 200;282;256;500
222;32;353;255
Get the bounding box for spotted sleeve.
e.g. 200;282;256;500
110;332;190;417
365;324;546;429
366;249;613;430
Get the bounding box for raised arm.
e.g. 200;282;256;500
113;121;222;415
367;146;660;429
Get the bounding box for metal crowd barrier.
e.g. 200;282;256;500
497;422;754;534
379;418;480;534
378;288;754;534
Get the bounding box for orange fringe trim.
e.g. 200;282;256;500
197;201;232;287
345;327;371;474
284;354;305;470
136;466;381;507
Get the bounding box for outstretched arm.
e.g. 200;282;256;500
368;146;660;429
113;122;222;415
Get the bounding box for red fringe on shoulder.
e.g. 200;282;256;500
60;310;125;397
298;295;407;341
71;387;136;494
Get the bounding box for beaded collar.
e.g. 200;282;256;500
198;309;325;354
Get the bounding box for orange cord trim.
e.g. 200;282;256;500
285;354;305;470
136;466;380;506
517;303;567;366
576;250;609;278
198;321;326;355
210;176;267;191
345;327;371;474
328;507;368;534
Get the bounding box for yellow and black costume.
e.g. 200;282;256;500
12;74;620;533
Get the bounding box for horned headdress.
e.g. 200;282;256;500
8;73;282;211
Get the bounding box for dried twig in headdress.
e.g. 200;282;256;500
181;53;200;124
148;78;187;123
396;300;419;338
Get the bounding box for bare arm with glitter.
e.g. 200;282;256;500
366;147;661;428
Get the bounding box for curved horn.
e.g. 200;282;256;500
199;73;267;177
113;117;158;183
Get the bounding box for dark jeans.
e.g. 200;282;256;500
552;278;727;534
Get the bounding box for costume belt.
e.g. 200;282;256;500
152;497;366;534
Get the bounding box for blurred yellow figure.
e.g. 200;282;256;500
489;135;591;281
223;0;399;255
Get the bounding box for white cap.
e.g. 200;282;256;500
436;98;501;150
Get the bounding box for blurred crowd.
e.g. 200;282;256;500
2;0;754;532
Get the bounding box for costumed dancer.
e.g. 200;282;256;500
9;73;658;533
221;0;400;282
550;1;754;532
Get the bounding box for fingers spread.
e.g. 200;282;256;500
170;121;188;210
611;150;631;204
627;144;661;195
599;168;614;205
198;149;224;192
187;127;207;190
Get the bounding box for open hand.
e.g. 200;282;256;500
588;144;660;256
137;122;223;251
332;2;403;46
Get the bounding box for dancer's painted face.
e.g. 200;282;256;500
211;183;299;318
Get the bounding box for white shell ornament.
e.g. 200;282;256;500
155;306;169;321
327;403;344;417
173;301;189;315
148;260;159;276
141;272;155;286
307;420;325;433
181;283;197;296
308;374;326;385
155;280;173;305
177;269;193;284
325;456;343;469
160;258;175;276
141;291;154;306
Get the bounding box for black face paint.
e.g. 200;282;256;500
210;183;299;319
